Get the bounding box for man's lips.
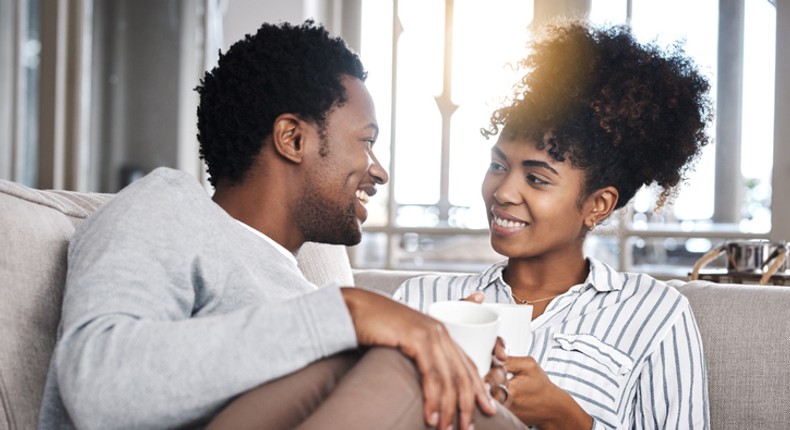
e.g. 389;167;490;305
355;189;370;205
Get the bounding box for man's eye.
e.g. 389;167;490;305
488;162;505;171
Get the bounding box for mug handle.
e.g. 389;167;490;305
690;244;726;281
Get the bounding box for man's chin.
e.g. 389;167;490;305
306;228;361;247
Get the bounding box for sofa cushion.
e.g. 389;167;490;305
0;180;111;430
669;280;790;430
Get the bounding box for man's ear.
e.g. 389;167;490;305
271;114;306;164
586;186;619;227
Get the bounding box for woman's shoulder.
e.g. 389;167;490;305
398;261;506;290
588;258;689;311
394;261;507;310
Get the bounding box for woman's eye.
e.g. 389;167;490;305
527;174;549;186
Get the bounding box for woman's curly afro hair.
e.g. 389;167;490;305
196;20;367;187
483;21;712;210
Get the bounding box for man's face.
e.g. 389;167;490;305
295;76;389;246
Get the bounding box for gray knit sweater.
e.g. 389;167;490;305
38;167;357;429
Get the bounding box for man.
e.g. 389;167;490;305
39;20;523;430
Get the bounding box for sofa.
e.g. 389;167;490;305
2;178;789;430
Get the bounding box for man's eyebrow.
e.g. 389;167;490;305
491;146;506;158
365;123;380;136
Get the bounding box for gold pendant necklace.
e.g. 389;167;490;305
510;291;562;305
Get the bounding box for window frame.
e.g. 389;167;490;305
349;0;788;277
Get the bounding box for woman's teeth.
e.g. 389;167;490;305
494;215;526;228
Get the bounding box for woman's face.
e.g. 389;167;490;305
481;136;591;260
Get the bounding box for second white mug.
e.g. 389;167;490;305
482;303;533;357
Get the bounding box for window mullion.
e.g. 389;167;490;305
435;0;457;225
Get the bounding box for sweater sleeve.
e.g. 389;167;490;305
52;170;358;430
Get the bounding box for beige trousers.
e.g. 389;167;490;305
206;347;526;430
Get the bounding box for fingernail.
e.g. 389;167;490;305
490;397;497;408
468;424;476;430
429;412;439;426
446;425;453;430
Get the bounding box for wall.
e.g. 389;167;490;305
222;0;304;51
771;0;790;241
221;0;360;52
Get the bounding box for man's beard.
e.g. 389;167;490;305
294;186;362;246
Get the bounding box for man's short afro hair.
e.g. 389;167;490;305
196;20;367;187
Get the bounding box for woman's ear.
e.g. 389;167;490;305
586;186;619;228
271;114;306;164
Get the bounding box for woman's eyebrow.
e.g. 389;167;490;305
492;146;559;175
522;159;559;175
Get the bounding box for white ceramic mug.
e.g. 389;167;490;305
482;303;533;357
428;301;501;376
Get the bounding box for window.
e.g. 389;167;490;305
0;0;40;186
352;0;780;277
0;0;219;192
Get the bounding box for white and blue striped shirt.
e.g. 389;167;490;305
393;258;709;430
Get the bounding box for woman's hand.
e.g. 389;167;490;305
341;288;497;430
504;356;593;430
484;337;511;406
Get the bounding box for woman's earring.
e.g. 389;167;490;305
587;222;595;231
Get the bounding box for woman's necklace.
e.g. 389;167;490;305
510;290;562;305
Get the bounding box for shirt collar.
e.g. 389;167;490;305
477;260;509;291
234;219;298;267
583;257;625;292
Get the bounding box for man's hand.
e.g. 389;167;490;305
341;288;497;429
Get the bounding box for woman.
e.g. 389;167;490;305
394;21;711;430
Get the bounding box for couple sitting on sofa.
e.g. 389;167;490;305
40;19;711;430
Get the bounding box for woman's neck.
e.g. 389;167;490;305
503;253;589;318
504;252;589;296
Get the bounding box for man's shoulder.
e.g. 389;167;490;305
121;167;204;197
76;168;216;237
108;168;209;210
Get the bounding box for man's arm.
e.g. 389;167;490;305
53;172;358;429
342;288;498;430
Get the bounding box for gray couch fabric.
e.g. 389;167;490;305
2;179;790;429
0;180;110;430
